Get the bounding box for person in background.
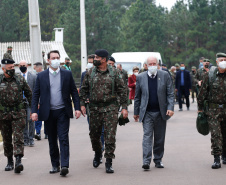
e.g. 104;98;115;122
107;56;116;68
61;57;71;71
175;63;180;72
198;57;205;69
128;66;139;103
42;51;47;70
190;66;197;103
117;64;128;85
3;46;13;60
139;63;148;73
195;59;210;88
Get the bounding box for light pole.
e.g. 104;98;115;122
80;0;87;74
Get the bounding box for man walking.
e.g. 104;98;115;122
19;60;36;146
80;49;128;173
31;50;81;176
0;59;32;173
134;56;174;170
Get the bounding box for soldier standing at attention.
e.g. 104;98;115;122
79;49;128;173
195;59;210;88
190;66;197;103
0;59;32;173
197;53;226;169
3;46;13;60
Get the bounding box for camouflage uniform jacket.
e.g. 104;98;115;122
190;71;197;88
195;68;208;84
3;52;13;60
79;66;127;112
43;57;47;70
0;74;32;120
197;68;226;111
169;71;176;87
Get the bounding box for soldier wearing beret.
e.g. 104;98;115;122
79;49;128;173
197;53;226;169
0;59;32;173
107;56;116;68
190;66;197;103
61;57;71;70
3;46;13;60
195;58;210;88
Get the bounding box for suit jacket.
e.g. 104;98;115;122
175;70;191;96
134;70;174;122
26;71;36;92
31;68;80;121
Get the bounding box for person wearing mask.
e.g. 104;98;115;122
107;56;116;68
19;60;36;147
190;66;197;103
31;50;81;176
175;63;191;111
128;66;139;103
134;56;174;170
3;46;13;60
198;57;205;69
61;57;71;71
195;59;210;88
175;63;180;72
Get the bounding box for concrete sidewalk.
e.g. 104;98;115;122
0;101;226;185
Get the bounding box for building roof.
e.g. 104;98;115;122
0;41;70;65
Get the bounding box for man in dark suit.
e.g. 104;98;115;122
175;63;191;111
134;56;174;170
31;50;81;176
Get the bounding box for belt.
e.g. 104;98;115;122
209;103;226;109
0;103;24;112
89;101;116;108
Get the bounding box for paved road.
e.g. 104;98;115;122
0;102;226;185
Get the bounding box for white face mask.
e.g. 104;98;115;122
51;59;61;69
87;63;93;69
134;72;139;76
218;61;226;69
148;66;157;75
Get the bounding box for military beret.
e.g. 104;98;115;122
162;63;167;67
203;59;210;62
95;49;109;57
133;66;139;71
65;57;70;60
192;66;196;69
34;62;42;66
108;56;115;63
175;63;180;67
7;46;12;49
1;59;15;64
216;53;226;58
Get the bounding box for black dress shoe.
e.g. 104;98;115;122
60;167;69;176
35;134;41;140
49;166;60;174
155;162;164;168
142;164;150;170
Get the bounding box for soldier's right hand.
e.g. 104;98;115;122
31;113;38;121
81;106;86;117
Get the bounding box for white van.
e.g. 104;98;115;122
112;52;162;75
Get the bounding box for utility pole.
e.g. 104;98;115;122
80;0;87;74
28;0;42;69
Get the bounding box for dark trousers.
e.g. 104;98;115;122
45;108;70;168
178;86;190;109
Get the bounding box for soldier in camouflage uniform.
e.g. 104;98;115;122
42;51;47;70
195;59;210;89
3;46;13;60
197;53;226;169
190;66;197;103
79;49;128;173
169;66;176;103
61;57;71;70
0;59;32;173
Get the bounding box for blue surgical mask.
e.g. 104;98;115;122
180;67;185;70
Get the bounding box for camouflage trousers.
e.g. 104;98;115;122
89;109;118;159
191;86;197;100
1;117;26;157
207;109;226;156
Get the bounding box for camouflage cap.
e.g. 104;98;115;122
65;57;70;60
175;63;180;67
192;66;196;69
95;49;109;57
203;59;210;62
108;56;115;63
7;46;12;49
216;53;226;58
1;58;15;64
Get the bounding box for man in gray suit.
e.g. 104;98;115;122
19;60;36;146
134;56;174;170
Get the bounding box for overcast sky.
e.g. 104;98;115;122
155;0;177;10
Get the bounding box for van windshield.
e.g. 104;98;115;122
116;62;141;75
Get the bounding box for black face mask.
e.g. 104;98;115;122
205;65;209;68
7;50;12;54
20;66;27;73
66;62;70;65
93;60;101;67
6;69;15;77
192;71;195;74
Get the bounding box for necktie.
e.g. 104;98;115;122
53;71;56;75
151;74;155;79
23;74;25;98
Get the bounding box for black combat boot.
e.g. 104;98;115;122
105;158;114;173
93;152;102;168
212;155;221;169
5;156;14;171
14;155;24;173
